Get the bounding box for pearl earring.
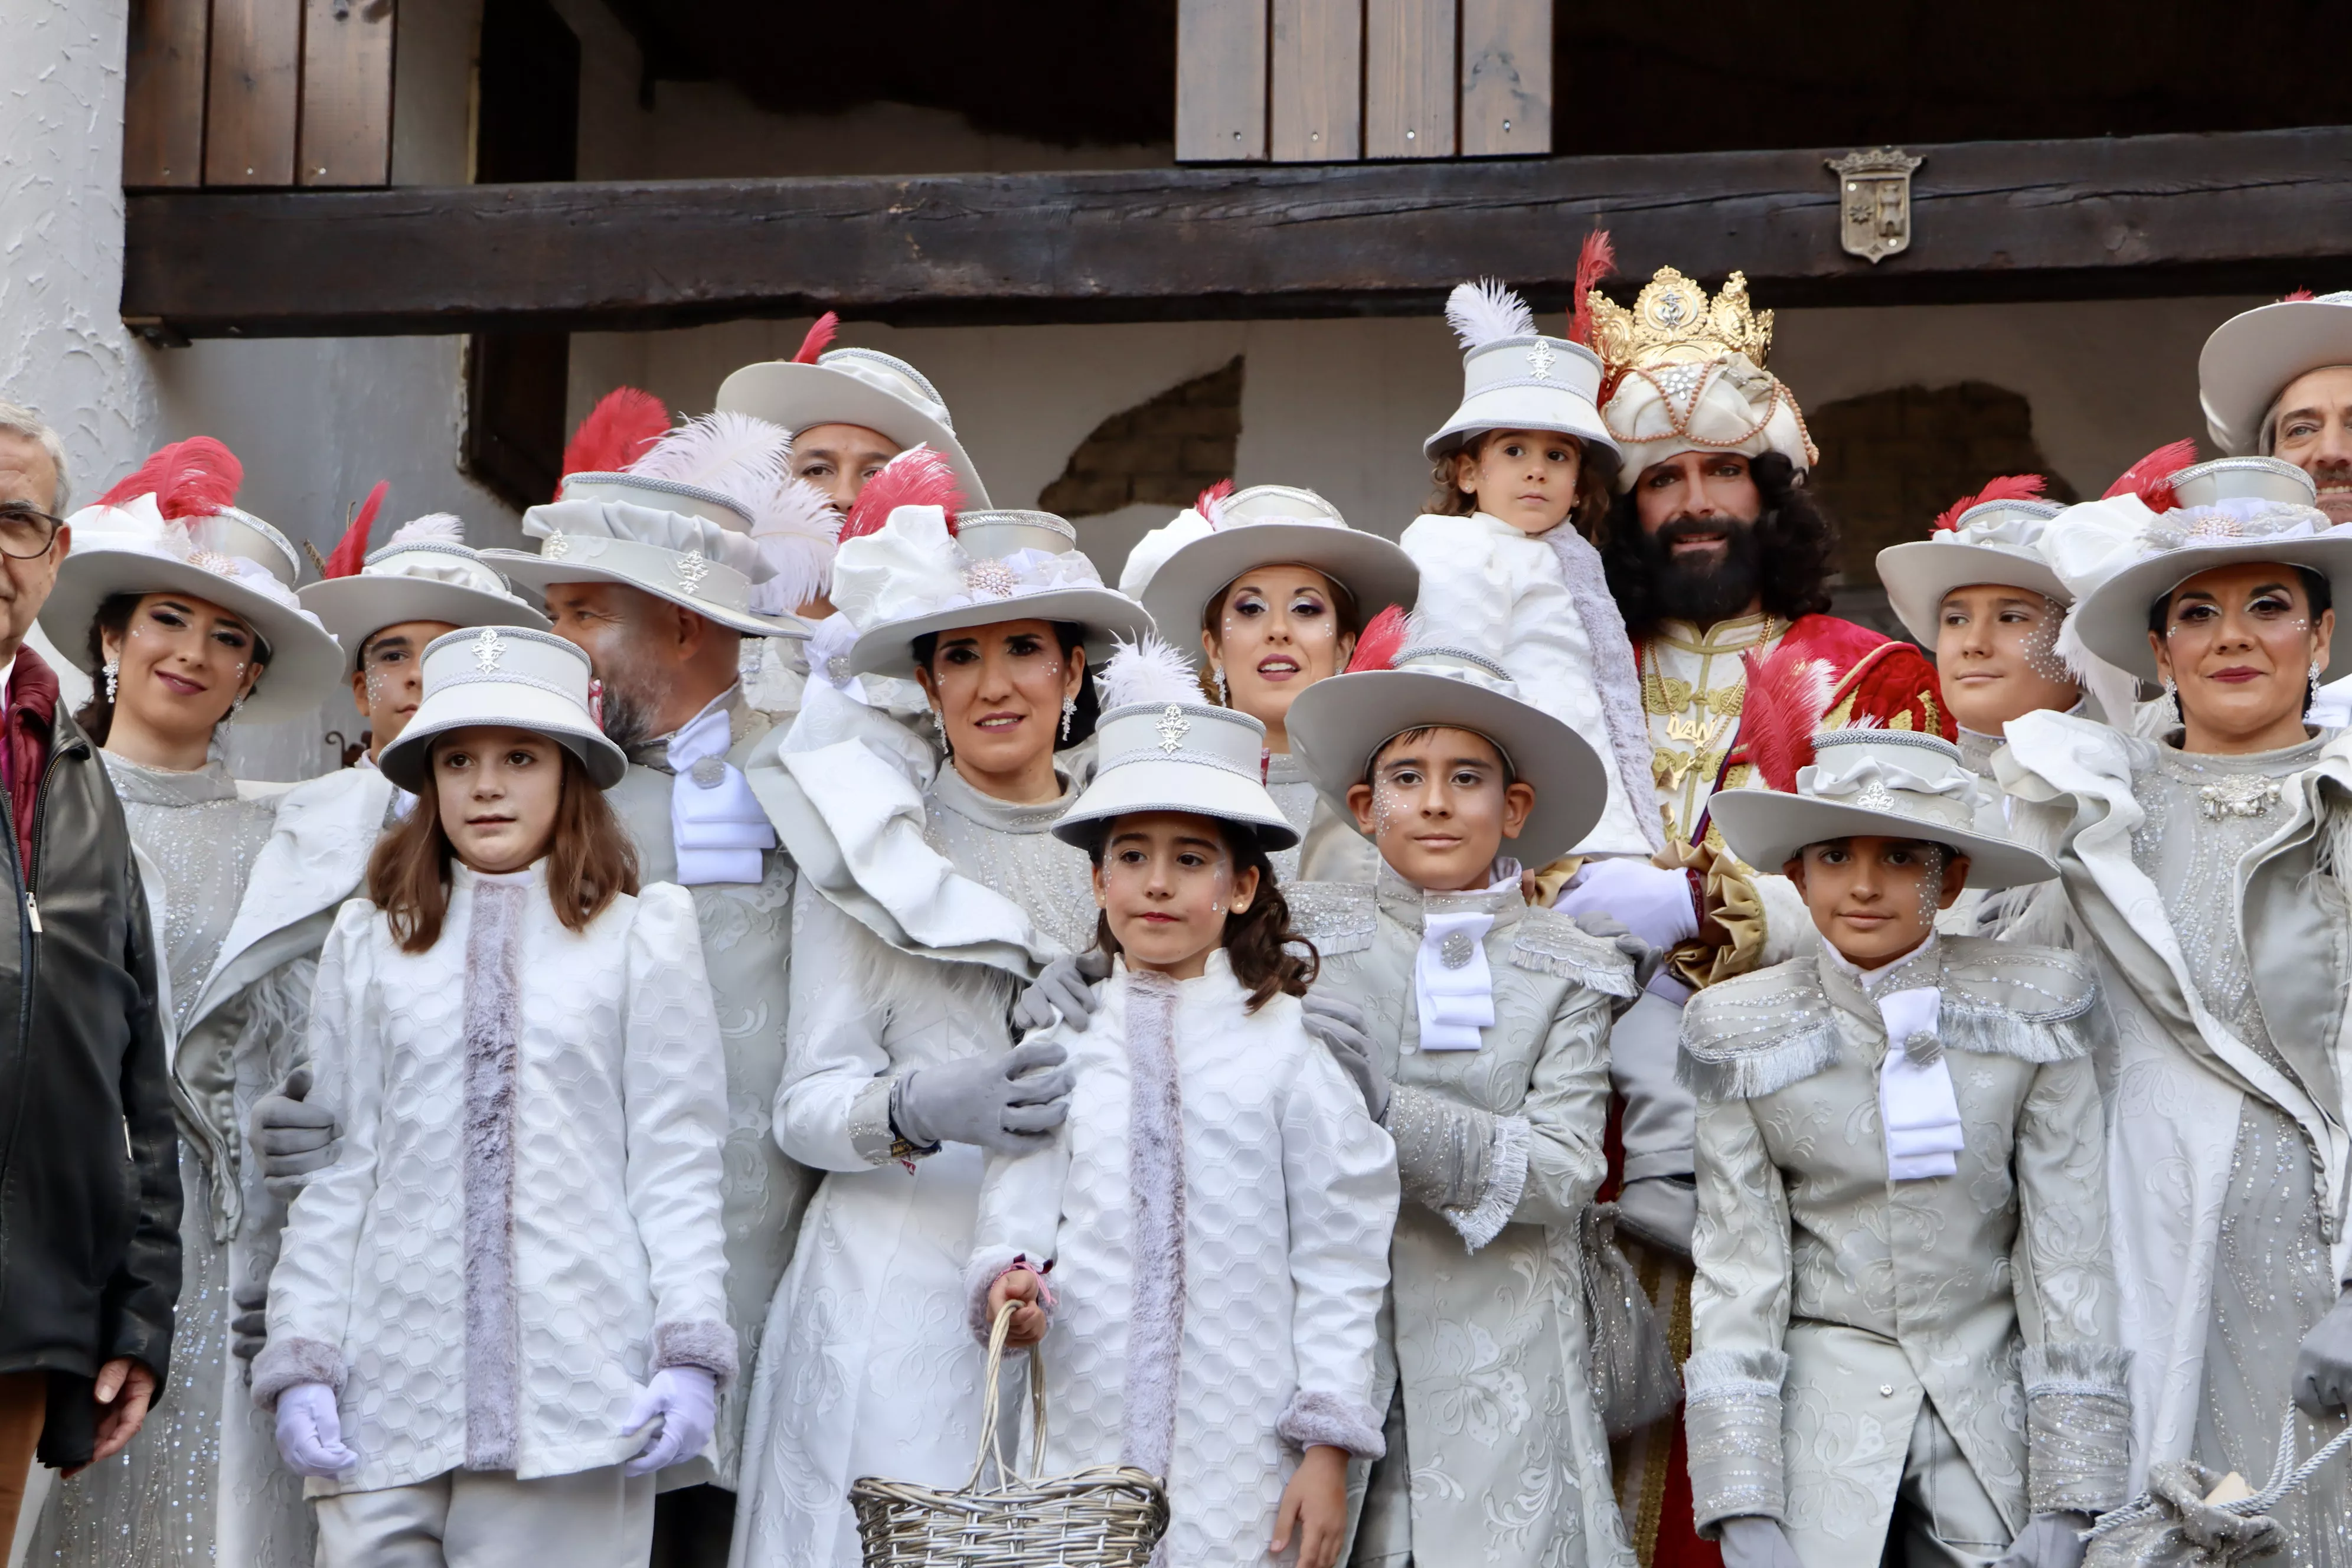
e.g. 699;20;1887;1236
102;657;117;704
1213;667;1229;706
1060;693;1077;744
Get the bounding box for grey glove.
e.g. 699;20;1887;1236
1995;1512;2090;1568
1716;1517;1802;1568
2294;1286;2352;1415
1614;1174;1698;1259
230;1276;269;1369
1011;950;1112;1034
893;1041;1073;1155
1568;911;1665;995
1303;989;1387;1123
251;1064;340;1186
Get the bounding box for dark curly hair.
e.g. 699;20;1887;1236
1087;817;1315;1013
1595;452;1839;640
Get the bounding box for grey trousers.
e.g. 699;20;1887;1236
1880;1406;2010;1568
312;1464;656;1568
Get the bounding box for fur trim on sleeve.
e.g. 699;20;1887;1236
250;1335;347;1410
653;1319;740;1386
1276;1389;1387;1459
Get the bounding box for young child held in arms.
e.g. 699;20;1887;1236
1684;720;2129;1568
254;629;735;1568
1279;607;1646;1567
972;638;1397;1568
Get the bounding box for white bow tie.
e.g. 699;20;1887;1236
1874;985;1964;1181
667;704;775;886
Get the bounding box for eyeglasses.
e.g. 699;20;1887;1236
0;502;64;560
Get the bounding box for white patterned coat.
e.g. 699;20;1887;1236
967;955;1399;1567
254;868;737;1495
1679;936;2131;1559
1292;874;1636;1568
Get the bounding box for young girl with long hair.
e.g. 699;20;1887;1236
252;628;736;1568
971;636;1398;1568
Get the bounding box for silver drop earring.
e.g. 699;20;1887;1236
102;657;117;704
1213;666;1229;706
1060;693;1077;744
929;705;950;754
2161;676;2180;728
230;691;247;719
2312;658;2325;688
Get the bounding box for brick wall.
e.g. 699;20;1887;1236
1038;355;1243;517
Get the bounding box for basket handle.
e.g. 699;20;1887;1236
964;1301;1051;1492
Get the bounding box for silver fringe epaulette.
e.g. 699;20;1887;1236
1935;936;2098;1066
1285;880;1375;956
1508;906;1639;997
1676;960;1838;1102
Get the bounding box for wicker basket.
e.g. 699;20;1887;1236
851;1303;1170;1567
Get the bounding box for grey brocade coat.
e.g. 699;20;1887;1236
1678;935;2131;1554
1291;872;1639;1568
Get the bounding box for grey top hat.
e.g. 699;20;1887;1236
377;625;627;792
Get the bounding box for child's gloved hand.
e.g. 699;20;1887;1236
1302;989;1387;1123
2294;1286;2352;1415
1554;857;1700;953
251;1064;340;1187
1716;1517;1803;1568
894;1043;1073;1154
1994;1512;2090;1568
1011;950;1112;1034
275;1383;358;1478
622;1367;718;1476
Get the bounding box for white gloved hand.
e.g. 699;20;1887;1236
1565;911;1665;995
1995;1512;2090;1568
1011;950;1112;1034
2295;1286;2352;1415
1303;989;1387;1123
251;1064;340;1187
894;1041;1074;1154
1615;1175;1698;1258
622;1366;718;1477
1556;858;1700;953
274;1383;358;1478
1716;1516;1803;1568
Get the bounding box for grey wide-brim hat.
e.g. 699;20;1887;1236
1285;648;1608;867
1875;498;2070;646
377;626;626;792
1128;488;1420;657
300;541;551;673
714;349;992;507
1709;730;2057;890
1051;700;1298;853
43;502;344;724
2199;292;2352;455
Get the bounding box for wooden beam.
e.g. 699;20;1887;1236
122;126;2352;338
1270;0;1361;163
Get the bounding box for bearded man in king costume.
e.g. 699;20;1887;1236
1551;260;1952;1567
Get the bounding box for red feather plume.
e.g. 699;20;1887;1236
322;481;390;579
558;388;671;494
2281;288;2317;303
2101;438;2199;511
1346;605;1409;673
1738;642;1833;793
838;445;963;543
1931;473;2047;533
1566;229;1616;347
96;436;243;520
792;312;840;364
1196;478;1234;525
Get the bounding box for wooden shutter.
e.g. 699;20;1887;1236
1270;0;1361;162
1177;0;1270;162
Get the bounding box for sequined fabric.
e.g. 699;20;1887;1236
919;762;1098;956
1264;750;1317;883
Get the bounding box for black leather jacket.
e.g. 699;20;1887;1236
0;703;179;1394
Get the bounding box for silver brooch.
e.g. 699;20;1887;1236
472;626;505;674
2197;775;2282;821
1524;338;1555;381
542;531;571;561
1440;930;1477;969
690;755;727;788
965;560;1018;599
1155;703;1190;753
190;548;239;579
1655;362;1704;410
1902;1030;1942;1066
1853;780;1900;811
675;550;711;594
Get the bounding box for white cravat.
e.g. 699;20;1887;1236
667;703;775;886
1412;871;1520;1051
1875;985;1965;1181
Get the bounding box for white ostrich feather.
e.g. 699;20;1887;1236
747;476;843;615
1099;634;1203;711
1446;279;1534;352
630;411;790;507
386;512;465;547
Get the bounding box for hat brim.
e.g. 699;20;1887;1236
713;361;993;508
376;683;628;792
1285;669;1609;867
1707;789;2056;890
299;577;552;672
1425;395;1621;463
485;551;811;639
2070;534;2352;680
846;587;1157;680
1048;760;1300;853
2200;300;2352;455
1139;526;1420;658
1874;541;2072;647
38;549;346;722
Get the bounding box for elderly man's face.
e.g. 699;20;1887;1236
0;432;66;657
2272;365;2352;524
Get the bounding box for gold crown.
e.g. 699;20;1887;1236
1586;266;1775;375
